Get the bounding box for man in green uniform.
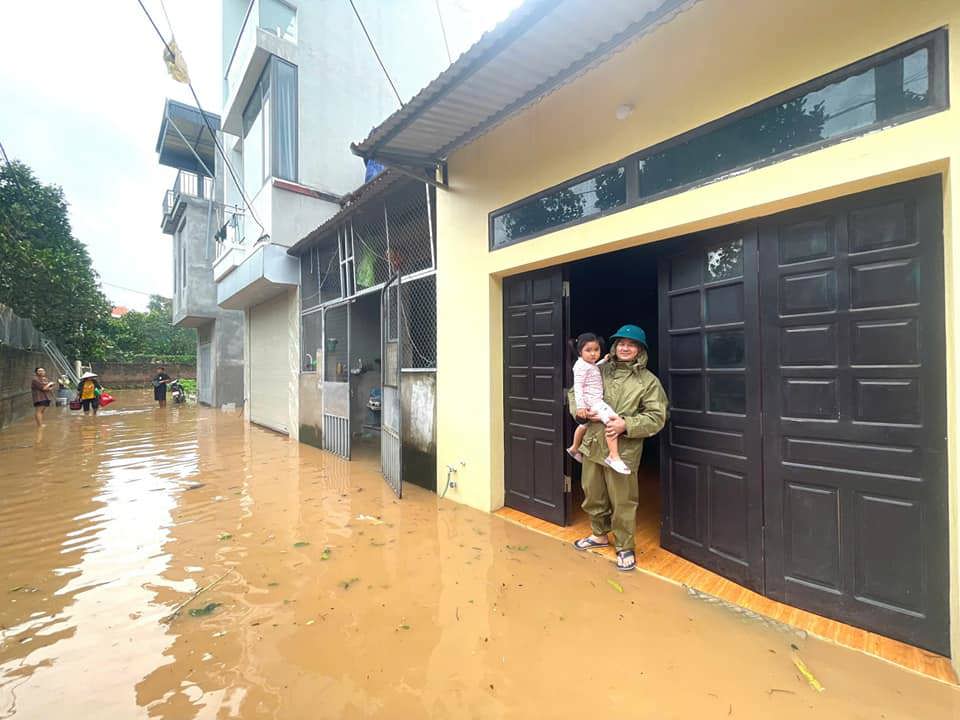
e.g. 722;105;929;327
570;325;668;571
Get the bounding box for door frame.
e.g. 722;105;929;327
321;299;352;459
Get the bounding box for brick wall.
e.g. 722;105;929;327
1;346;51;429
90;362;196;388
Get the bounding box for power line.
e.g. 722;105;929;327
347;0;404;108
135;0;267;240
100;281;157;297
434;0;452;64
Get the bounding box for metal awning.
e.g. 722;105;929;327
156;99;221;176
351;0;696;177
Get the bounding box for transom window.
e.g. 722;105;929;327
490;29;947;250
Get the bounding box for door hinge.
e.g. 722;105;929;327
564;475;572;493
562;280;570;297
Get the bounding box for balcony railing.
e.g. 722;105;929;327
225;0;298;103
161;171;214;232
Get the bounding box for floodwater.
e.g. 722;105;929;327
1;392;958;720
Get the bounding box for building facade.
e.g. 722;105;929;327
213;0;465;438
354;0;960;669
156;100;245;407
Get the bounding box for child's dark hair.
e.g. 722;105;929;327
569;332;605;360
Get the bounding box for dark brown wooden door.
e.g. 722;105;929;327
503;268;567;524
759;177;948;654
658;227;764;591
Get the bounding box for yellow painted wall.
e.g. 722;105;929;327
434;0;960;661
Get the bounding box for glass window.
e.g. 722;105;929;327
492;166;626;248
707;331;745;368
709;374;746;414
638;45;935;199
260;0;297;43
301;310;322;372
705;239;743;282
242;57;297;199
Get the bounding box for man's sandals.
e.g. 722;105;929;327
573;536;637;571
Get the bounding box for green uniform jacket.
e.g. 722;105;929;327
567;348;669;473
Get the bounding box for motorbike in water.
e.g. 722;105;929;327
169;378;186;404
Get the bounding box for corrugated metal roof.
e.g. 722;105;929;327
287;169;414;256
156;100;221;176
352;0;697;169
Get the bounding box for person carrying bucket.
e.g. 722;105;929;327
570;325;669;572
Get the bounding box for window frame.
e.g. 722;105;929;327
488;28;948;251
241;55;298;199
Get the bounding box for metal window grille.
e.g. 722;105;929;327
323;304;349;382
301;310;322;372
317;239;341;303
351;208;390;291
400;273;437;369
385;186;434;276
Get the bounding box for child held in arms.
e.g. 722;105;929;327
565;332;630;475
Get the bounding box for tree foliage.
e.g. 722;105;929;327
104;295;196;361
0;160;112;359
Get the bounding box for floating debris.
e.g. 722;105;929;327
189;602;222;617
339;577;360;590
355;514;384;525
792;654;825;693
293;541;310;548
505;544;529;552
320;547;331;560
217;532;232;541
607;579;624;593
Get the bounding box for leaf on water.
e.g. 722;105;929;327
212;630;227;638
505;545;529;551
218;532;232;541
607;579;624;593
305;619;315;626
370;540;385;547
188;602;222;617
339;577;360;590
293;541;310;548
320;547;331;560
398;624;411;630
267;582;279;587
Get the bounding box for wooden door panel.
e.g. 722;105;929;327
659;227;764;591
760;176;948;655
503;268;566;524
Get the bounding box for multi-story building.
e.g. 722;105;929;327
212;0;460;438
156;100;244;407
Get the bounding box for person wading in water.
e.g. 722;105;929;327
153;366;172;408
31;367;55;426
570;325;669;571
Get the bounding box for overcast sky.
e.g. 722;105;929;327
0;0;519;311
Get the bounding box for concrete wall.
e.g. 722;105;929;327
90;362;196;389
0;347;51;429
401;371;436;491
172;196;246;408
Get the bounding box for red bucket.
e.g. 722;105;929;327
99;392;115;408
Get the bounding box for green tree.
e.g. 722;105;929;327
103;295;196;361
0;160;112;358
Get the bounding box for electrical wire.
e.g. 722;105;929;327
135;0;267;239
100;281;158;297
347;0;404;108
434;0;452;64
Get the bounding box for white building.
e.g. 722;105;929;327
213;0;471;437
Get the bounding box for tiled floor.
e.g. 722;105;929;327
495;468;957;684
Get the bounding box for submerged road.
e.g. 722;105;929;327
0;391;957;719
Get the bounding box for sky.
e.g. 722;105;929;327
0;0;520;311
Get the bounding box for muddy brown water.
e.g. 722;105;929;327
1;391;958;719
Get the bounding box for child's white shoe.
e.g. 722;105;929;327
604;457;630;475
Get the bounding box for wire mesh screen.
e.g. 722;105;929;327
301;310;322;372
401;274;437;369
300;247;320;309
317;238;341;303
323;305;349;382
351;209;390;291
385;187;433;276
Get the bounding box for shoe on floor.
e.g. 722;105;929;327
604;456;630;475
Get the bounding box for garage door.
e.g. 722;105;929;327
660;176;948;653
249;292;291;434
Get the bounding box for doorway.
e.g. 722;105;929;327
348;292;382;463
502;175;948;655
